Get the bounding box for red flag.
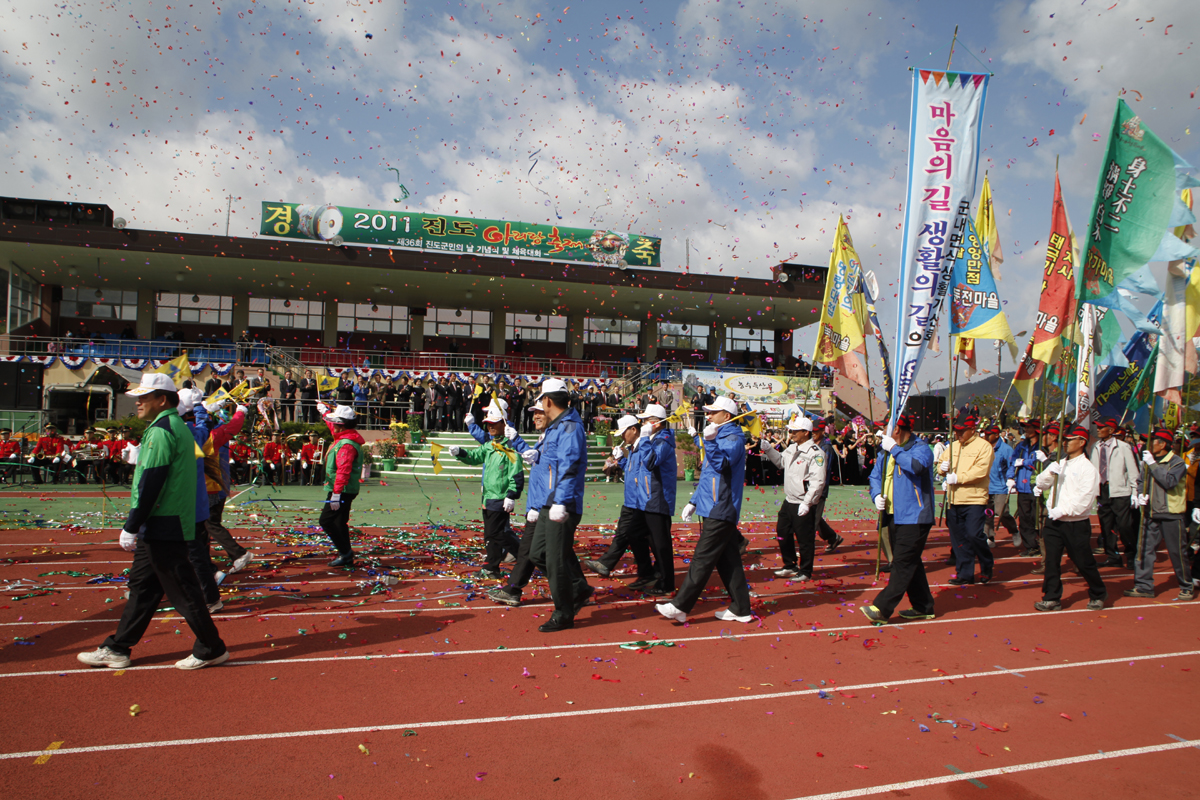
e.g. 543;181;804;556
1030;172;1079;366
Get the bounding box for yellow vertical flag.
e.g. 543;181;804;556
430;441;444;474
155;352;192;388
811;215;869;388
975;173;1004;277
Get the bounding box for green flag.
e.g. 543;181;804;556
1080;100;1177;305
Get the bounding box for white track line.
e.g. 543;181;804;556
1;601;1190;679
0;649;1196;761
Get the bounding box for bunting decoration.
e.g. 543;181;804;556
59;354;88;370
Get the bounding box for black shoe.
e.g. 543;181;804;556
486;587;521;607
877;563;892;574
573;585;595;615
898;608;936;621
979;573;993;585
627;576;655;591
582;559;611;578
738;539;749;556
644;586;672;596
943;556;957;566
947;576;974;586
1099;557;1123;567
825;535;844;554
329;553;355;567
1123;588;1154;598
538;617;573;633
1021;547;1040;557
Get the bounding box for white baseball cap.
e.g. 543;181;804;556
637;403;667;420
535;378;568;401
483;404;505;424
702;396;739;416
529;398;545;413
126;372;178;397
176;387;200;415
615;414;639;436
786;415;813;432
328;404;357;422
487;398;509;420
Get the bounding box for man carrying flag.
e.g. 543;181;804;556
1126;428;1193;601
937;415;994;585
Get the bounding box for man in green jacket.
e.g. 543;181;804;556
450;404;524;580
78;373;228;671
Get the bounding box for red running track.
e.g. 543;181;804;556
0;519;1197;799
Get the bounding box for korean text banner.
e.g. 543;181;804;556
890;70;990;429
948;217;1016;352
681;369;819;418
259;202;662;268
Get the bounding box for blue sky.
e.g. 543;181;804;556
1;0;1196;386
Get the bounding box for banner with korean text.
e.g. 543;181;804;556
889;69;990;429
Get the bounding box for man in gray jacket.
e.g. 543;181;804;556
1124;427;1193;601
761;415;827;581
1090;417;1140;567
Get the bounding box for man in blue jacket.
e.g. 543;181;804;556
984;424;1018;548
861;413;936;624
657;395;752;624
527;379;593;632
583;414;656;585
1008;418;1047;556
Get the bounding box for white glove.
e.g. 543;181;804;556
316;401;330;416
703;423;719;440
301;460;309;468
1142;450;1156;465
26;456;34;463
504;425;517;440
521;448;539;465
680;502;696;522
874;495;886;511
235;404;248;416
1034;450;1047;463
797;501;811;517
1033;486;1042;497
502;497;515;513
203;401;221;414
463;413;475;426
1136;493;1149;508
938;461;949;475
1006;479;1017;494
612;446;624;459
526;509;539;523
945;473;959;486
549;504;568;523
448;445;461;457
1013;459;1024;467
640;423;654;438
688;426;697;437
52;457;60;464
1192;508;1199;525
1045;462;1061;476
880;435;896;453
329;493;341;511
119;531;138;552
1048;507;1064;520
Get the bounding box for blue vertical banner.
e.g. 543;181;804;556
889;69;990;428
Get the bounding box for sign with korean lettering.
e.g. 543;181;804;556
1079;101;1176;305
681;369;819;416
889;69;990;430
259;202;661;268
948;217;1016;353
1089;330;1154;425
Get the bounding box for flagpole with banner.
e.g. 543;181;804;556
889;68;991;434
812;216;871;389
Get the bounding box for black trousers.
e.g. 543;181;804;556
1042;518;1107;603
643;512;675;593
263;461;284;485
598;506;656;579
103;537;226;660
301;462;324;486
0;457;18;482
33;456;62;483
946;503;993;580
871;520;935;617
1016;492;1040;549
482;508;521;572
185;522;221;606
205;495;246;563
813;495;839;544
672;516;751;617
504;516;539;594
300;399;318;423
529;508;590;624
319;492;357;554
776;501;817;576
1096;485;1134;559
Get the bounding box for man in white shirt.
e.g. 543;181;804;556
1090;417;1140;567
1033;424;1106;612
761;414;826;581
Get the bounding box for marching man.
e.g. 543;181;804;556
1125;427;1193;601
761;414;826;581
317;402;367;568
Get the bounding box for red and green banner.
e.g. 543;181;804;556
260;202;662;268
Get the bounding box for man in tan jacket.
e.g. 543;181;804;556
937;415;995;585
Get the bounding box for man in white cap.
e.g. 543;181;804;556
78;373;228;670
317;401;367;567
657;395;753;624
463;396;529;547
761;413;826;581
527;378;593;632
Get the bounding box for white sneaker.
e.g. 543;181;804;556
715;608;753;623
77;646;132;669
175;651;230;670
774;567;801;578
207;600;224;613
230;552;253;573
503;553;517;564
655;602;687;623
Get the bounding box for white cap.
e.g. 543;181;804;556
529;397;545;413
615;414;639;436
483;404;505;424
535;377;568;401
177;387;200;415
637;403;667;420
786;414;813;432
327;404;357;422
487;398;509;421
126;372;178;397
702;396;738;416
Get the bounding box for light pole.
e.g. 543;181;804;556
995;330;1028;379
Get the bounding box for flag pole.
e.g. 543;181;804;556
995;331;1037;419
938;340;961;528
855;291;890;578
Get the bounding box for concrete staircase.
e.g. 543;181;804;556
380;430;615;479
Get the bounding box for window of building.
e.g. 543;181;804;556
247;298;324;330
726;327;774;354
337;303;409;334
504;312;566;343
61;286;138;321
428;307;490;339
659;323;708;351
584;317;639;347
4;267;44;333
156;293;233;326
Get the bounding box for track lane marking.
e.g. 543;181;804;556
31;741;63;765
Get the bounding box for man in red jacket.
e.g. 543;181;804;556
299;431;324;486
261;431;286;486
229;436;253;485
317;402;366;567
0;429;22;483
31;424;67;484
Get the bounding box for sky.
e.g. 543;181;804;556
1;0;1196;390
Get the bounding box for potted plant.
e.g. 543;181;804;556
374;438;399;472
682;450;699;482
593;418;611;448
406;411;424;445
